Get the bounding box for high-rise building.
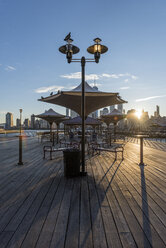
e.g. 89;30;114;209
31;114;35;129
35;119;40;129
102;107;109;115
117;104;123;113
39;119;48;129
71;110;78;118
91;110;98;119
16;118;20;129
5;112;13;129
156;105;160;117
66;108;70;116
110;105;115;113
100;110;103;116
24;119;30;129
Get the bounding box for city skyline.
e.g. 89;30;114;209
1;1;166;123
1;104;162;128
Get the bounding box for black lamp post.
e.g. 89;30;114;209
59;33;108;175
18;108;23;165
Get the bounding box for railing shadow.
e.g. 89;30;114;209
79;154;123;247
140;164;152;247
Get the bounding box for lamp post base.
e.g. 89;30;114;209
138;163;146;166
80;171;87;176
18;162;24;165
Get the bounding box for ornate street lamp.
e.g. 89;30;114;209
59;33;108;175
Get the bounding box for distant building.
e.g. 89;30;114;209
35;119;40;129
89;110;98;119
156;105;160;117
16;118;20;129
102;107;109;115
110;105;115;113
6;112;13;129
66;108;70;116
71;110;78;118
142;110;149;121
0;123;5;129
24;119;30;129
100;110;103;116
39;119;48;129
91;110;98;119
117;104;123;113
31;114;35;129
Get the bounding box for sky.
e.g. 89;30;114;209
0;0;166;124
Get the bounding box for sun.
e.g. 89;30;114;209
135;110;142;119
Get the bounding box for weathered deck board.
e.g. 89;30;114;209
0;138;165;248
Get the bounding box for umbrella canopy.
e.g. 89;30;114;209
100;109;126;125
39;82;127;116
100;108;126;142
35;108;65;124
35;108;68;144
63;116;102;126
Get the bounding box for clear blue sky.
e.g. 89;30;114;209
0;0;166;124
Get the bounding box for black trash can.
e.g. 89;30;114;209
63;149;80;177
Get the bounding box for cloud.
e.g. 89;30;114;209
131;75;138;80
102;73;119;78
89;83;102;87
0;110;7;114
120;86;130;90
60;72;138;81
124;79;129;83
61;72;100;80
61;72;81;79
136;95;166;102
35;85;64;93
5;65;16;71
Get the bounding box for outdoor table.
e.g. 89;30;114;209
134;135;149;166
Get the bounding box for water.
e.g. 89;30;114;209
0;130;47;138
0;130;64;138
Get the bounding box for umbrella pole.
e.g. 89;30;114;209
57;123;59;144
108;123;111;146
50;122;53;144
114;122;116;142
81;56;86;176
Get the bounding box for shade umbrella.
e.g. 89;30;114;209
35;108;66;144
39;82;127;117
100;109;126;143
39;82;127;172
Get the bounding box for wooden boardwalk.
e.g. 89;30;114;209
0;137;166;248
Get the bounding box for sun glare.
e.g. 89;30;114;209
135;110;142;119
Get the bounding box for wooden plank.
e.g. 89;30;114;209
21;169;63;248
89;157;123;248
65;178;81;248
94;156;137;248
117;165;166;244
123;156;166;208
49;178;74;248
0;157;56;232
99;154;151;248
79;177;93;248
35;176;67;248
2;160;61;248
102;154;166;247
119;162;166;224
87;161;108;248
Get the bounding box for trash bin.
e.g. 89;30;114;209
63;149;80;177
